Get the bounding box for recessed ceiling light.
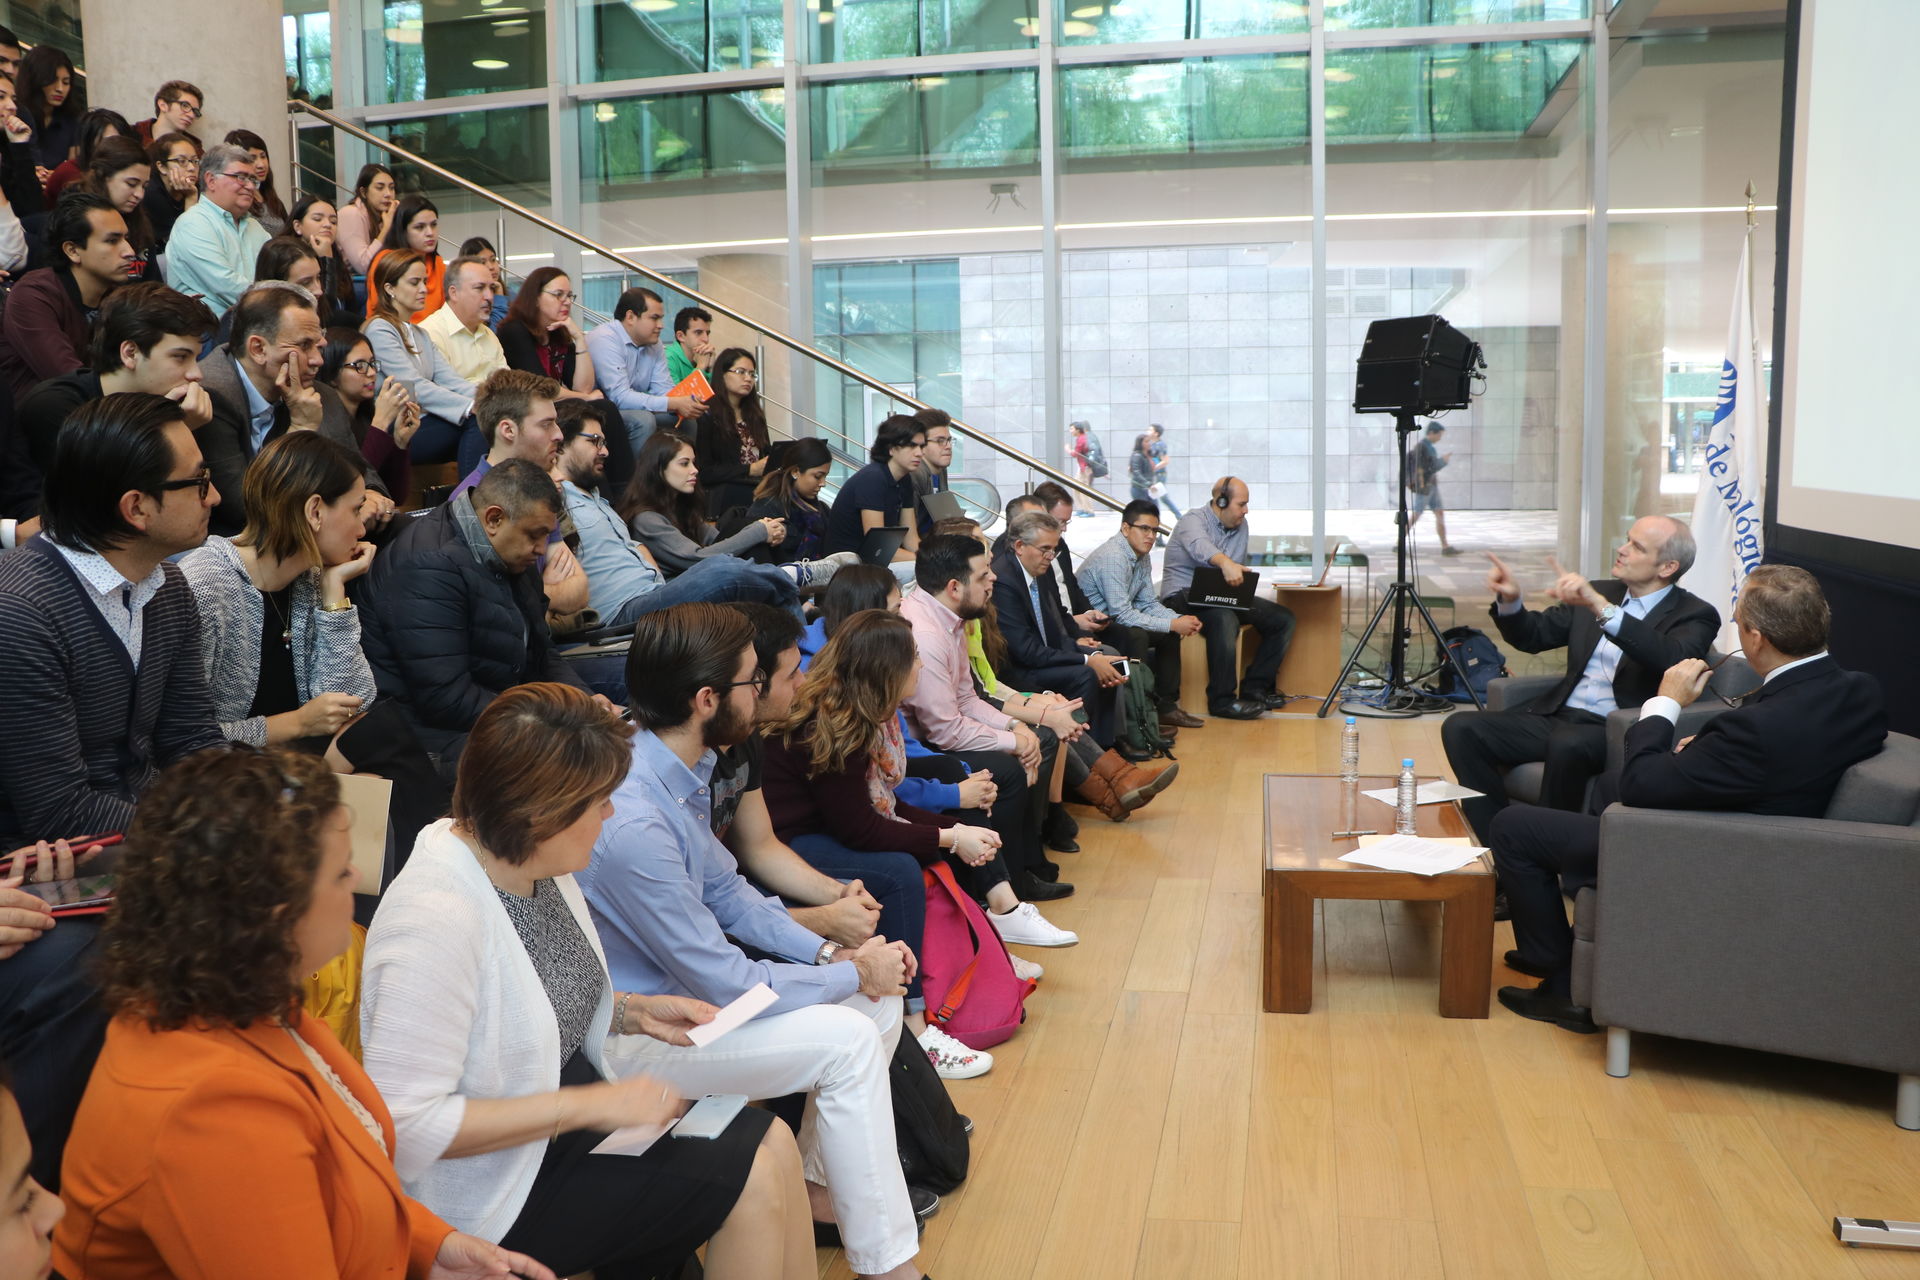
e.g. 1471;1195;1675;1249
594;103;618;122
1061;20;1096;34
1324;105;1349;119
915;76;947;89
386;26;422;43
1323;67;1354;82
636;0;676;9
472;58;509;69
1070;4;1102;16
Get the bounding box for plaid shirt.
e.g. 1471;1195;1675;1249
1079;532;1180;632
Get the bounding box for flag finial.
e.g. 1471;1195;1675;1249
1745;180;1758;229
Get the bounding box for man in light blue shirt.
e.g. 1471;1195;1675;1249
162;143;271;313
1080;498;1206;727
578;604;922;1276
583;286;704;452
554;401;801;624
1159;476;1295;719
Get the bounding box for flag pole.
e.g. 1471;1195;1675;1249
1745;180;1761;375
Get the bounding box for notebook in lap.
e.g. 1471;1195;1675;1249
859;525;910;565
1188;564;1261;611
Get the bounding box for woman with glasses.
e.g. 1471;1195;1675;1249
141;132;200;251
458;235;511;327
290;195;361;325
363;248;481;469
692;347;771;519
367;194;444;324
72;136;159;282
337;162;396;276
319;325;419;505
52;747;559;1280
224;128;290;237
15;45;78;179
499;267;600;401
41;107;129;203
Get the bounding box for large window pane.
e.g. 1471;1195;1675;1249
372;0;546;104
1055;0;1306;47
286;3;334;106
1325;40;1582;143
1326;0;1586;30
811;70;1038;183
1061;56;1308;166
581;0;783;82
811;0;1037;62
583;90;787;191
815;260;964;467
374;107;551;207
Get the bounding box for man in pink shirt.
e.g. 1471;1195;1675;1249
901;533;1074;910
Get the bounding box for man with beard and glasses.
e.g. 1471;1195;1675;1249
575;603;932;1280
556;399;804;626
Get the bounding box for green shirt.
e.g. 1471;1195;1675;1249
666;341;696;384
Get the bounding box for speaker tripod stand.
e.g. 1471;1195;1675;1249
1318;410;1484;718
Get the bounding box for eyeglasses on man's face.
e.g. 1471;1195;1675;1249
577;432;607;451
166;98;202;119
155;468;213;502
721;674;767;695
218;170;261;188
1125;521;1161;536
1028;542;1061;560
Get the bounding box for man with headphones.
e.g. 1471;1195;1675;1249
1158;475;1295;720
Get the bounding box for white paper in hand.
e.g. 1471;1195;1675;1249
686;982;778;1048
591;1120;673;1158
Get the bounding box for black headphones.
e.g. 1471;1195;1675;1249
1213;477;1238;510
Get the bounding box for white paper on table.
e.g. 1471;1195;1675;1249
1360;780;1485;807
686;982;778;1047
591;1120;674;1158
1338;833;1486;876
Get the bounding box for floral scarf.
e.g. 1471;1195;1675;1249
865;714;907;819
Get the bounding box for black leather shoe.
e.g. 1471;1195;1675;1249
1503;950;1554;980
1243;690;1292;711
1497;983;1599;1034
1031;859;1061;883
911;1185;941;1220
1210;699;1267;720
1493;891;1510;922
1022;878;1075;902
1046;834;1081;854
1118;743;1159;763
1159;705;1205;729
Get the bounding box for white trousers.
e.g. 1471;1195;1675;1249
605;992;914;1276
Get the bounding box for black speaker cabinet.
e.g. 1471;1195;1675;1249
1352;314;1478;415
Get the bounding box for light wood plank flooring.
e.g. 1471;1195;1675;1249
815;712;1920;1280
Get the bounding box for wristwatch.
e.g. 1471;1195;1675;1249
1597;602;1622;627
814;940;840;965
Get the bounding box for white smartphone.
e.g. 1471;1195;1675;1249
672;1093;749;1140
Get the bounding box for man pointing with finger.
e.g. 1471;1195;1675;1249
1442;515;1719;844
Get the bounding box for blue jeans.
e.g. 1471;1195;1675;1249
618;409;679;457
410;412;486;476
608;555;803;626
789;834;927;1007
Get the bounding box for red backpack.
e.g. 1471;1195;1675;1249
918;862;1036;1050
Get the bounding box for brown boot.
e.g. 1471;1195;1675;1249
1071;750;1133;822
1107;751;1180;812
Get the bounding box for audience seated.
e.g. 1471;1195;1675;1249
456;236;511;327
1079;498;1205;730
222;129;288;237
664;304;714;383
361;247;482;471
11;282;216;512
0;1056;66;1276
691;347;772;517
41;107;128;207
287;194;361;326
1159;476;1296;720
365;195;445;323
335;162;395;277
824;415;925;565
907;409;952;537
316;325;418;503
585;287;701;453
53;748;556;1280
0;192;135;402
16;45;79;174
1442;515;1718;844
197;282;379;537
744;435;835;569
574;603;926;1280
0;97;24;278
179;431;446;854
164;142;271;313
130;79;201;148
900;535;1079;914
1492;566;1886;1034
420;254;508;386
69;137;160;283
498;267;602;402
990;510;1126;748
361;684;811;1278
358;459;593;779
622;430;787;578
557;400;801;625
139;132;199;253
0;54;44;222
206;234;322;347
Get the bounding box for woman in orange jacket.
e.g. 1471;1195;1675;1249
52;747;556;1280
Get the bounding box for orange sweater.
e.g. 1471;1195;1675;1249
365;249;446;325
55;1010;454;1280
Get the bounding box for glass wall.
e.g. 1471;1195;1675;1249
369;0;548;103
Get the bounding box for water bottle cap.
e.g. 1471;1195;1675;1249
1345;716;1356;725
1401;758;1415;767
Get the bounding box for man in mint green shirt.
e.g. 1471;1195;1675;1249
665;304;713;383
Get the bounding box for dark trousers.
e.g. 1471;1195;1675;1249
1005;659;1115;748
0;914;107;1191
950;741;1054;892
1490;803;1602;997
1441;706;1608;844
1108;623;1184;711
788;833;928;1005
408;411;485;476
1162;590;1295;710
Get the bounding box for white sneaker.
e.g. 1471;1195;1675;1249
919;1025;993;1079
1009;954;1044;982
990;902;1079;948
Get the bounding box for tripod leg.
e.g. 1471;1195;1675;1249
1407;590;1485;710
1317;581;1403;717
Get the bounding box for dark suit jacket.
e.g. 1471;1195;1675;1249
1490;580;1719;714
991;547;1086;676
197;346;384;537
1617;657;1886;819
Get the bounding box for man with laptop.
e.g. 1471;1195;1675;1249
1160;476;1296;720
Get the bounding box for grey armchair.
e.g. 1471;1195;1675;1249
1570;732;1920;1128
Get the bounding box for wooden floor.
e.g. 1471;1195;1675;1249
817;713;1920;1280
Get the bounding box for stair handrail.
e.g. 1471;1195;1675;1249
287;97;1121;512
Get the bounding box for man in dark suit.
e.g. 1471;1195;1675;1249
1494;565;1886;1033
1442;515;1720;843
990;509;1127;749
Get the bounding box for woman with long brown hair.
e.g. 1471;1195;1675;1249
141;130;199;250
498;266;600;400
336;161;395;275
41;107;127;202
72;136;158;281
692;346;771;517
15;44;79;177
366;194;444;323
290;193;360;324
362;247;481;467
621;429;784;578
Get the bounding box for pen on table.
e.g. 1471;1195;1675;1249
1330;829;1377;839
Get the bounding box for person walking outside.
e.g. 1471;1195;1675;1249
1406;420;1460;556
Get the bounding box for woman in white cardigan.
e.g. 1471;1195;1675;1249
360;683;815;1280
362;247;483;471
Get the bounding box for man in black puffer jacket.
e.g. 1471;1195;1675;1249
359;458;593;780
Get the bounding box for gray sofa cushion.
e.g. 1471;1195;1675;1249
1824;733;1920;827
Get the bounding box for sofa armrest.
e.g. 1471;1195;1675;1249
1603;701;1732;775
1589;806;1920;1075
1485;674;1558;714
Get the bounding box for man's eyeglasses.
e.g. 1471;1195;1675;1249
542;288;577;303
342;358;379;375
166;99;202;119
1124;522;1162;535
1029;544;1062;560
218;170;261;188
155;469;213;502
721;675;767;695
577;432;607;449
926;435;952;446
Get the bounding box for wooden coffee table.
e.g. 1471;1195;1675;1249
1261;773;1494;1018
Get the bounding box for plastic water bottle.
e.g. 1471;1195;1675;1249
1396;759;1419;834
1340;717;1361;783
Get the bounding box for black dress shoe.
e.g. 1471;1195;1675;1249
1118;743;1158;763
1493;891;1510;922
1243;690;1292;710
1046;835;1081;854
1503;949;1554;979
1031;859;1061;883
1210;698;1267;720
1497;983;1600;1033
1159;705;1205;729
1022;878;1075;901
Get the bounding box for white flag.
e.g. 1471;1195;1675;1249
1688;237;1766;651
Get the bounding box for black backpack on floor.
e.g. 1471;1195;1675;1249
891;1032;971;1193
